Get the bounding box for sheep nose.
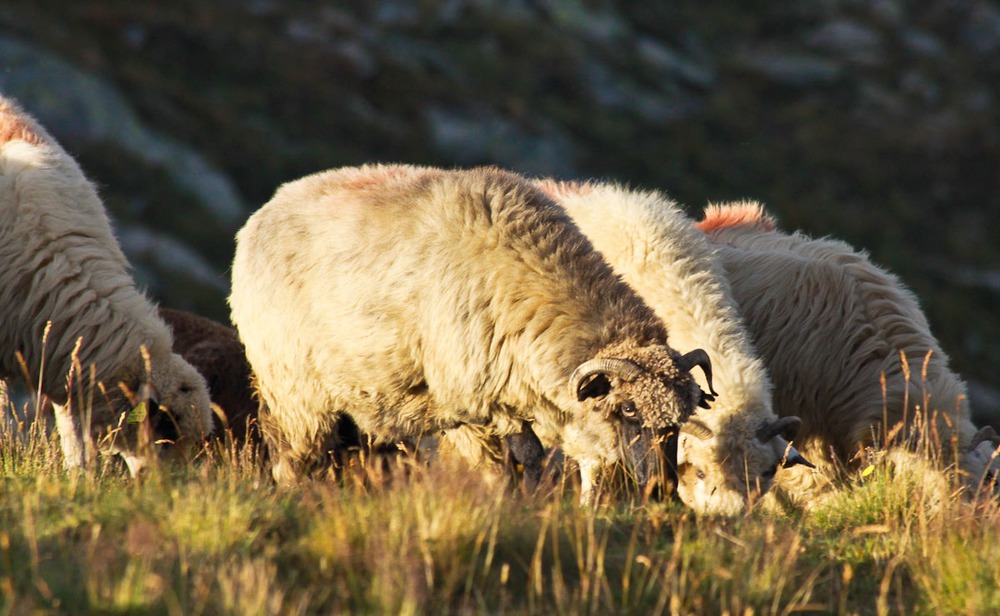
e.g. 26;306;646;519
152;407;180;444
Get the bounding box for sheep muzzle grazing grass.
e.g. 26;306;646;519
43;336;211;477
672;413;814;517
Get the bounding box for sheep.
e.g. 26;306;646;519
228;164;714;500
696;202;1000;504
0;95;213;475
154;308;424;469
156;307;261;445
525;180;811;514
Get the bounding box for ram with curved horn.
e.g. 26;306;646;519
525;180;812;515
230;164;712;502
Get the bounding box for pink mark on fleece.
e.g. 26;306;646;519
696;202;777;233
341;165;436;192
0;102;43;146
533;179;594;201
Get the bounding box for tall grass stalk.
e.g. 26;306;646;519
1;372;999;614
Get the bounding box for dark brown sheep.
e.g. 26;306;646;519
157;307;260;445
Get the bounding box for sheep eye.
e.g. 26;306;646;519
179;385;193;394
678;463;706;482
619;401;639;420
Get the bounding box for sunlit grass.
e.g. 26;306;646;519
2;388;1000;615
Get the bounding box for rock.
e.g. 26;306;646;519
541;0;629;44
807;19;883;65
963;4;1000;55
737;50;842;86
117;226;228;294
0;36;246;228
869;0;904;26
424;106;578;177
900;28;945;59
635;37;716;88
583;61;695;124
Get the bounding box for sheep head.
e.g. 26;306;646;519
569;344;715;489
94;351;213;476
675;414;814;516
960;425;1000;497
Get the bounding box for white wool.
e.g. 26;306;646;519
536;181;800;515
700;203;997;502
0;96;212;471
230;165;705;500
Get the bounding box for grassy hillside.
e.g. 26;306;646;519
2;407;1000;614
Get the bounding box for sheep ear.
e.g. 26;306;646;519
577;373;611;401
780;443;815;469
139;382;160;411
757;416;801;442
971;426;1000;449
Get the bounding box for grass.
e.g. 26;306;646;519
2;401;1000;615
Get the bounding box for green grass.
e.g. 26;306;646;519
2;407;999;615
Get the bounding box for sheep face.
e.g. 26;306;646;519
960;427;1000;497
571;345;715;491
94;353;213;475
149;353;214;441
675;415;812;516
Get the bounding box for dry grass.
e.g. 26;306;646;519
2;390;1000;615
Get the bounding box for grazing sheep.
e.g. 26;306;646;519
157;307;261;445
697;202;1000;503
0;96;213;475
531;181;811;514
229;164;713;500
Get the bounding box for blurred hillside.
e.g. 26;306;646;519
1;0;998;421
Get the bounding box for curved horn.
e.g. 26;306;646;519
569;358;643;400
757;416;802;442
677;349;717;397
680;418;714;440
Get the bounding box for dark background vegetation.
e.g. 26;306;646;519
2;0;997;422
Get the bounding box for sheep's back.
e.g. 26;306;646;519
0;104;170;398
714;241;969;456
549;182;771;414
230;165;665;437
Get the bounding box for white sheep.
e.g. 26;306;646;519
0;96;213;475
528;181;812;514
229;164;713;500
696;202;1000;503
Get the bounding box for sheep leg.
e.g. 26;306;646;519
260;406;344;485
52;402;87;471
505;422;545;492
577;457;601;505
